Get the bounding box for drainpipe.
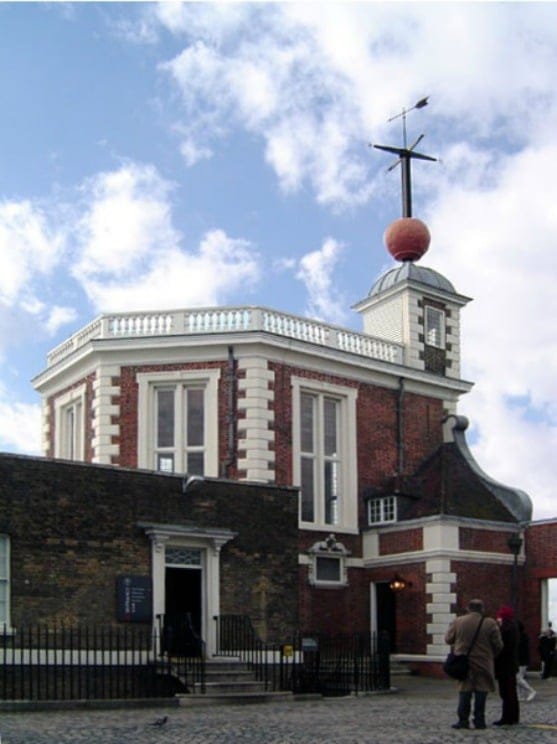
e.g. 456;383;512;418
396;377;405;476
220;345;237;477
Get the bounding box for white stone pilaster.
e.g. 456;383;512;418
237;357;275;482
91;365;121;464
41;398;51;456
426;556;456;655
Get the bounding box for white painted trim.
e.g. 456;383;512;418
53;383;86;460
136;368;220;476
291;376;358;531
142;524;235;658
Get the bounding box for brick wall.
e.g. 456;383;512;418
0;454;298;640
379;528;423;555
459;527;511;553
522;520;557;667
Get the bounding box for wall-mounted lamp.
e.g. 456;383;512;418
389;573;411;592
182;474;204;495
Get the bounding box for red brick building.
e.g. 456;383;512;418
26;217;556;674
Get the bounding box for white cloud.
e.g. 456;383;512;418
0;201;64;307
0;386;41;455
294;238;347;325
74;163;178;279
70;162;260;312
45;306;78;336
179;139;213;167
427;143;557;520
81;228;260;312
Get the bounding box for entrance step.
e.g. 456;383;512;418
390;659;414;676
180;657;290;704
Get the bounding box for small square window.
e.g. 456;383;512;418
315;556;341;582
368;496;397;525
307;535;349;587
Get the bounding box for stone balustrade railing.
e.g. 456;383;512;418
46;306;404;367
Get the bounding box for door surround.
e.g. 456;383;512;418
142;523;236;657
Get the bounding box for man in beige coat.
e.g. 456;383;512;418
445;598;503;730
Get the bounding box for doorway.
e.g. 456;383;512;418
374;582;397;652
165;566;202;634
163;566;203;655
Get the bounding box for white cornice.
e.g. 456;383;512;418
33;331;473;401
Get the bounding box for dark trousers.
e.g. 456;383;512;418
541;652;554;678
458;690;487;728
497;675;520;724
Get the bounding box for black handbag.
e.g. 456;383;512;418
444;616;485;681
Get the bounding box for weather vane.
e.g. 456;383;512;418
372;96;436;218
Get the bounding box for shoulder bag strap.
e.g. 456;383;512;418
467;616;485;655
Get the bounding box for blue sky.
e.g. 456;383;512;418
0;2;556;520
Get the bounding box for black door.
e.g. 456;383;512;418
376;582;397;652
164;567;202;655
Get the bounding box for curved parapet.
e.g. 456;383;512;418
444;414;533;523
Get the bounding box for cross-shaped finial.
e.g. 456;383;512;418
372;97;437;218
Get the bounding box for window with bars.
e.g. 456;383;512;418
368;496;397;525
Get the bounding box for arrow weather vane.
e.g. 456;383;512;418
372;96;437;218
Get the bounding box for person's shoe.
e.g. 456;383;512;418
451;722;470;729
527;690;537;701
493;720;507;726
474;723;486;730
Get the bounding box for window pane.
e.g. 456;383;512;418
157;454;174;473
187;388;204;446
165;548;202;566
425;306;444;348
65;407;74;458
300;393;314;452
324;460;339;525
157;389;175;447
301;456;314;522
316;557;341;582
323;398;338;455
0;539;6;577
369;500;381;524
187;451;204;476
384;496;396;521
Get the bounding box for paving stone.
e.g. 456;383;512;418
0;677;554;743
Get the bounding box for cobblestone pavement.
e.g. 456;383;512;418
0;677;554;744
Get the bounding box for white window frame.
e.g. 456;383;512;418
0;535;11;630
137;369;220;477
367;495;398;525
425;305;446;349
54;384;86;461
292;377;357;532
307;535;349;587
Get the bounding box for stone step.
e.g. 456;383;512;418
193;679;269;694
177;690;291;707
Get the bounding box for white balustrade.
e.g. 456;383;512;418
46;306;404;368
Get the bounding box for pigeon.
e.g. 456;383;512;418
150;715;168;727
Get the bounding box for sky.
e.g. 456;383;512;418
0;1;556;522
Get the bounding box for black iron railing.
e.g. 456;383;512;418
156;613;205;694
0;620;203;701
214;615;391;695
